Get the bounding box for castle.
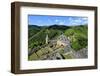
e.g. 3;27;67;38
46;33;70;47
57;34;70;47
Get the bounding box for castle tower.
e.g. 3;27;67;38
45;29;49;44
46;34;48;44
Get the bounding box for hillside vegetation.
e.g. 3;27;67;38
28;25;88;52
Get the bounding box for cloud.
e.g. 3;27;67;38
82;17;88;20
55;19;59;22
67;17;88;25
59;21;65;25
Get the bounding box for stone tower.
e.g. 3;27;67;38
45;29;49;44
46;34;48;44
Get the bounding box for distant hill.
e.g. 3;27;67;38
29;25;41;28
48;24;70;30
28;25;41;38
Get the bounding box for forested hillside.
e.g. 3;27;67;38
28;25;88;52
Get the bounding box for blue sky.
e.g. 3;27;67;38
28;15;88;26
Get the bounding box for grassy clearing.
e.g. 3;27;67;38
63;54;72;59
29;53;39;60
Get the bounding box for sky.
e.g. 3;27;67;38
28;15;88;26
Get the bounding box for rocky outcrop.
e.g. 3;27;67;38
74;47;88;58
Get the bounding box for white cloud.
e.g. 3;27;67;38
68;17;88;25
82;17;88;20
59;21;65;25
74;19;82;23
55;19;59;22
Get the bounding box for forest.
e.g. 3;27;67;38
28;24;88;52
